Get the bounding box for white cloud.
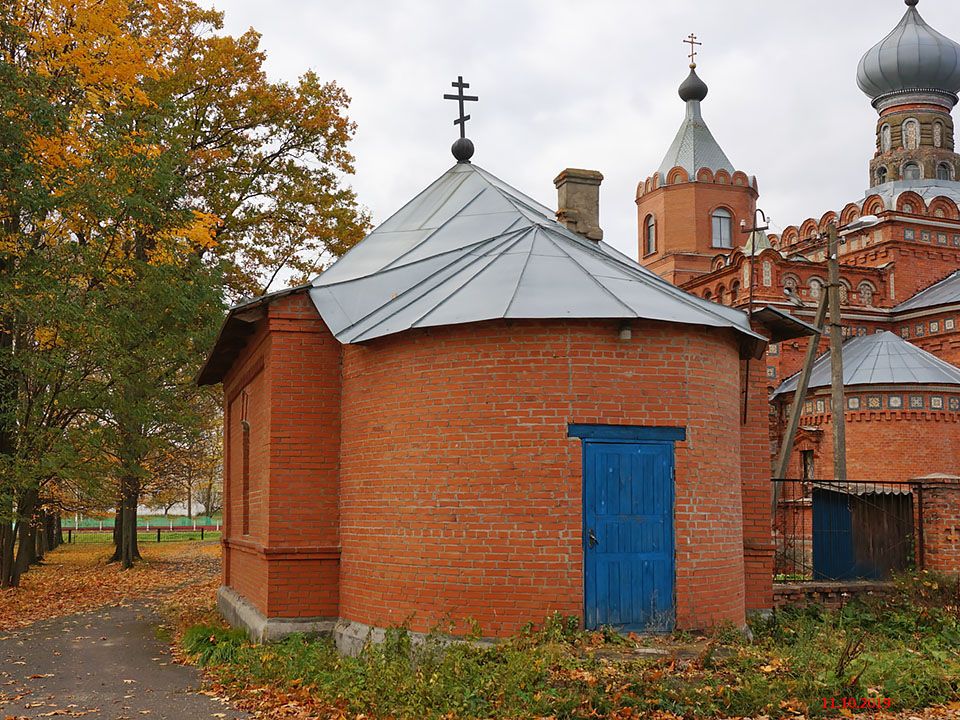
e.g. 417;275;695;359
202;0;955;260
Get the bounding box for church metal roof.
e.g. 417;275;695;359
866;178;960;209
773;330;960;397
894;269;960;312
309;161;763;346
657;98;734;179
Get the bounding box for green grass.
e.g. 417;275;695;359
70;531;221;544
182;574;960;719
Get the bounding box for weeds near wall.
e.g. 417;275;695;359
183;578;960;719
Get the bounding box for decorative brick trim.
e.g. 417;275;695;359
225;537;341;561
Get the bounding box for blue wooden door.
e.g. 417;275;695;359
583;441;674;632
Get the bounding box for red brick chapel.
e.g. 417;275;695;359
200;0;960;646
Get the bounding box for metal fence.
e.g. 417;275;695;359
773;479;916;582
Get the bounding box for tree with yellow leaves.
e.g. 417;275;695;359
0;0;368;582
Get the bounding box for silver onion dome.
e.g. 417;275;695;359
857;0;960;106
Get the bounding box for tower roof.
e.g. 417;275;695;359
857;0;960;107
773;330;960;397
657;66;735;178
309;162;763;346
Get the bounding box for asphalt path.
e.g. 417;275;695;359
0;603;247;720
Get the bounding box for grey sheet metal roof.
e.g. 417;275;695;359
894;270;960;312
751;307;818;344
657;98;734;179
310;162;763;346
813;481;911;497
773;330;960;397
857;0;960;104
866;178;960;208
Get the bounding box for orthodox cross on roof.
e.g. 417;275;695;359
684;33;702;67
443;76;478;163
443;76;478;139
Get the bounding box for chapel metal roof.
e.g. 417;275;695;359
893;269;960;312
309;161;763;346
773;330;960;397
856;0;960;106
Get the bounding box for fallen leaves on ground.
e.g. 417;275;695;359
0;542;221;631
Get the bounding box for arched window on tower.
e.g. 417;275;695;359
902;119;920;150
644;215;656;256
938;163;953;181
711;208;733;249
903;162;922;181
730;281;741;302
934;122;944;148
881;124;892;153
876;166;888;184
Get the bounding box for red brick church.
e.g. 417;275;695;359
636;0;960;578
200;0;960;645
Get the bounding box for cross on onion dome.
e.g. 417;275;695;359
684;33;702;67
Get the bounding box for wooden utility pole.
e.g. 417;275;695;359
773;293;829;482
826;224;848;483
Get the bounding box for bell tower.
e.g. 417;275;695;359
858;0;960;187
637;40;759;286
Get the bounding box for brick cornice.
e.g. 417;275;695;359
224;537;341;561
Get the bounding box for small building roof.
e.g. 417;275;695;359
309;161;763;347
893;269;960;312
773;330;960;397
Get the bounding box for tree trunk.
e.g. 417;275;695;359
0;296;16;587
0;493;14;588
11;488;39;584
109;500;122;562
55;514;63;547
119;476;141;568
187;484;192;519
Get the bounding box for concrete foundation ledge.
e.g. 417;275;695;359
333;619;496;657
217;586;336;643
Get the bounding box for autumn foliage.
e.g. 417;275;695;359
0;0;368;585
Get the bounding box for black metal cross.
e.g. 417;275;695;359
443;76;478;139
684;33;702;65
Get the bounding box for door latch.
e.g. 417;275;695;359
588;529;598;548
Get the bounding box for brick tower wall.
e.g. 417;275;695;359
337;318;756;637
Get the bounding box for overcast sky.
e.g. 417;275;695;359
201;0;956;262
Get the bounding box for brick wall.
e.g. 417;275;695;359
741;330;775;612
337;318;755;637
778;390;960;483
222;292;342;619
917;476;960;574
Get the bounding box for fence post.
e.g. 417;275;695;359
157;528;161;543
68;529;72;544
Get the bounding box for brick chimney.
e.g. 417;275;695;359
553;168;603;241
